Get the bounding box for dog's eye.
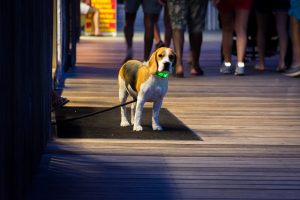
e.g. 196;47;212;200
169;55;174;60
158;54;163;58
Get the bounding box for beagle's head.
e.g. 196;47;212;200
148;47;176;77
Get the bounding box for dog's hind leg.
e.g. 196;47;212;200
131;101;136;125
119;78;130;127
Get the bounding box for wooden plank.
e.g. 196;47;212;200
28;34;300;200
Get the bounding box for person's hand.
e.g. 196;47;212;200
212;0;220;6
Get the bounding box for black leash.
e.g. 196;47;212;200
51;99;137;125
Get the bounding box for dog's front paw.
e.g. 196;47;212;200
153;124;163;131
133;125;143;131
120;121;130;127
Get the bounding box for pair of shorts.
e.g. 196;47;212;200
124;0;162;14
289;0;300;20
80;2;91;15
254;0;290;13
217;0;253;13
168;0;209;33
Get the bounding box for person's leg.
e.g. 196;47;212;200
189;32;203;75
171;28;185;76
167;0;185;76
219;12;234;63
290;15;300;67
284;15;300;76
123;12;137;62
255;12;268;71
219;11;235;74
234;9;250;63
163;4;172;47
153;15;164;49
234;9;250;75
275;11;288;71
89;7;100;35
153;22;161;44
187;0;208;75
143;13;157;60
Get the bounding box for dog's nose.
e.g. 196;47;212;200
163;62;170;71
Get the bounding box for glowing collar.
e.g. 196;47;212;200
155;71;169;78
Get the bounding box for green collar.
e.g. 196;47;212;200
156;71;169;78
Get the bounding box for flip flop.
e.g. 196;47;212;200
190;67;204;76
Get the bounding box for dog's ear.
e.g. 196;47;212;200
148;49;159;74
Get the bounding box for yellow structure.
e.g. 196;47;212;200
81;0;117;36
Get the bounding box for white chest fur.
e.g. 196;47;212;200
139;75;168;102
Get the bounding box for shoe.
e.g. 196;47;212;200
220;62;234;74
51;97;70;112
284;65;300;77
235;65;245;76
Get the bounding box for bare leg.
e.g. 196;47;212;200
234;9;250;63
219;12;234;63
189;32;204;75
153;13;164;48
172;28;184;76
163;4;172;47
144;13;157;61
284;15;300;76
255;12;268;71
154;22;161;44
290;15;300;67
123;12;137;62
275;11;288;71
93;9;100;35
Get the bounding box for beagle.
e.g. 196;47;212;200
118;47;176;131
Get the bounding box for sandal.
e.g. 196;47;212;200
254;64;265;71
276;65;287;73
190;67;204;76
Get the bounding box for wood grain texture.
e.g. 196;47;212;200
28;33;300;200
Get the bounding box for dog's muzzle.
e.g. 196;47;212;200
163;62;171;72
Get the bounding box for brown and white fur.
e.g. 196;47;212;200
118;47;176;131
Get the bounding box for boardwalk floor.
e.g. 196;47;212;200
28;32;300;200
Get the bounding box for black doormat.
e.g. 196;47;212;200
54;107;201;140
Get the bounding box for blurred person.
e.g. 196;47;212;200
284;0;300;77
123;0;162;63
213;0;253;76
80;0;101;36
153;0;172;49
168;0;209;77
254;0;290;72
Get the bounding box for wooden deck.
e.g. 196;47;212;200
28;32;300;200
